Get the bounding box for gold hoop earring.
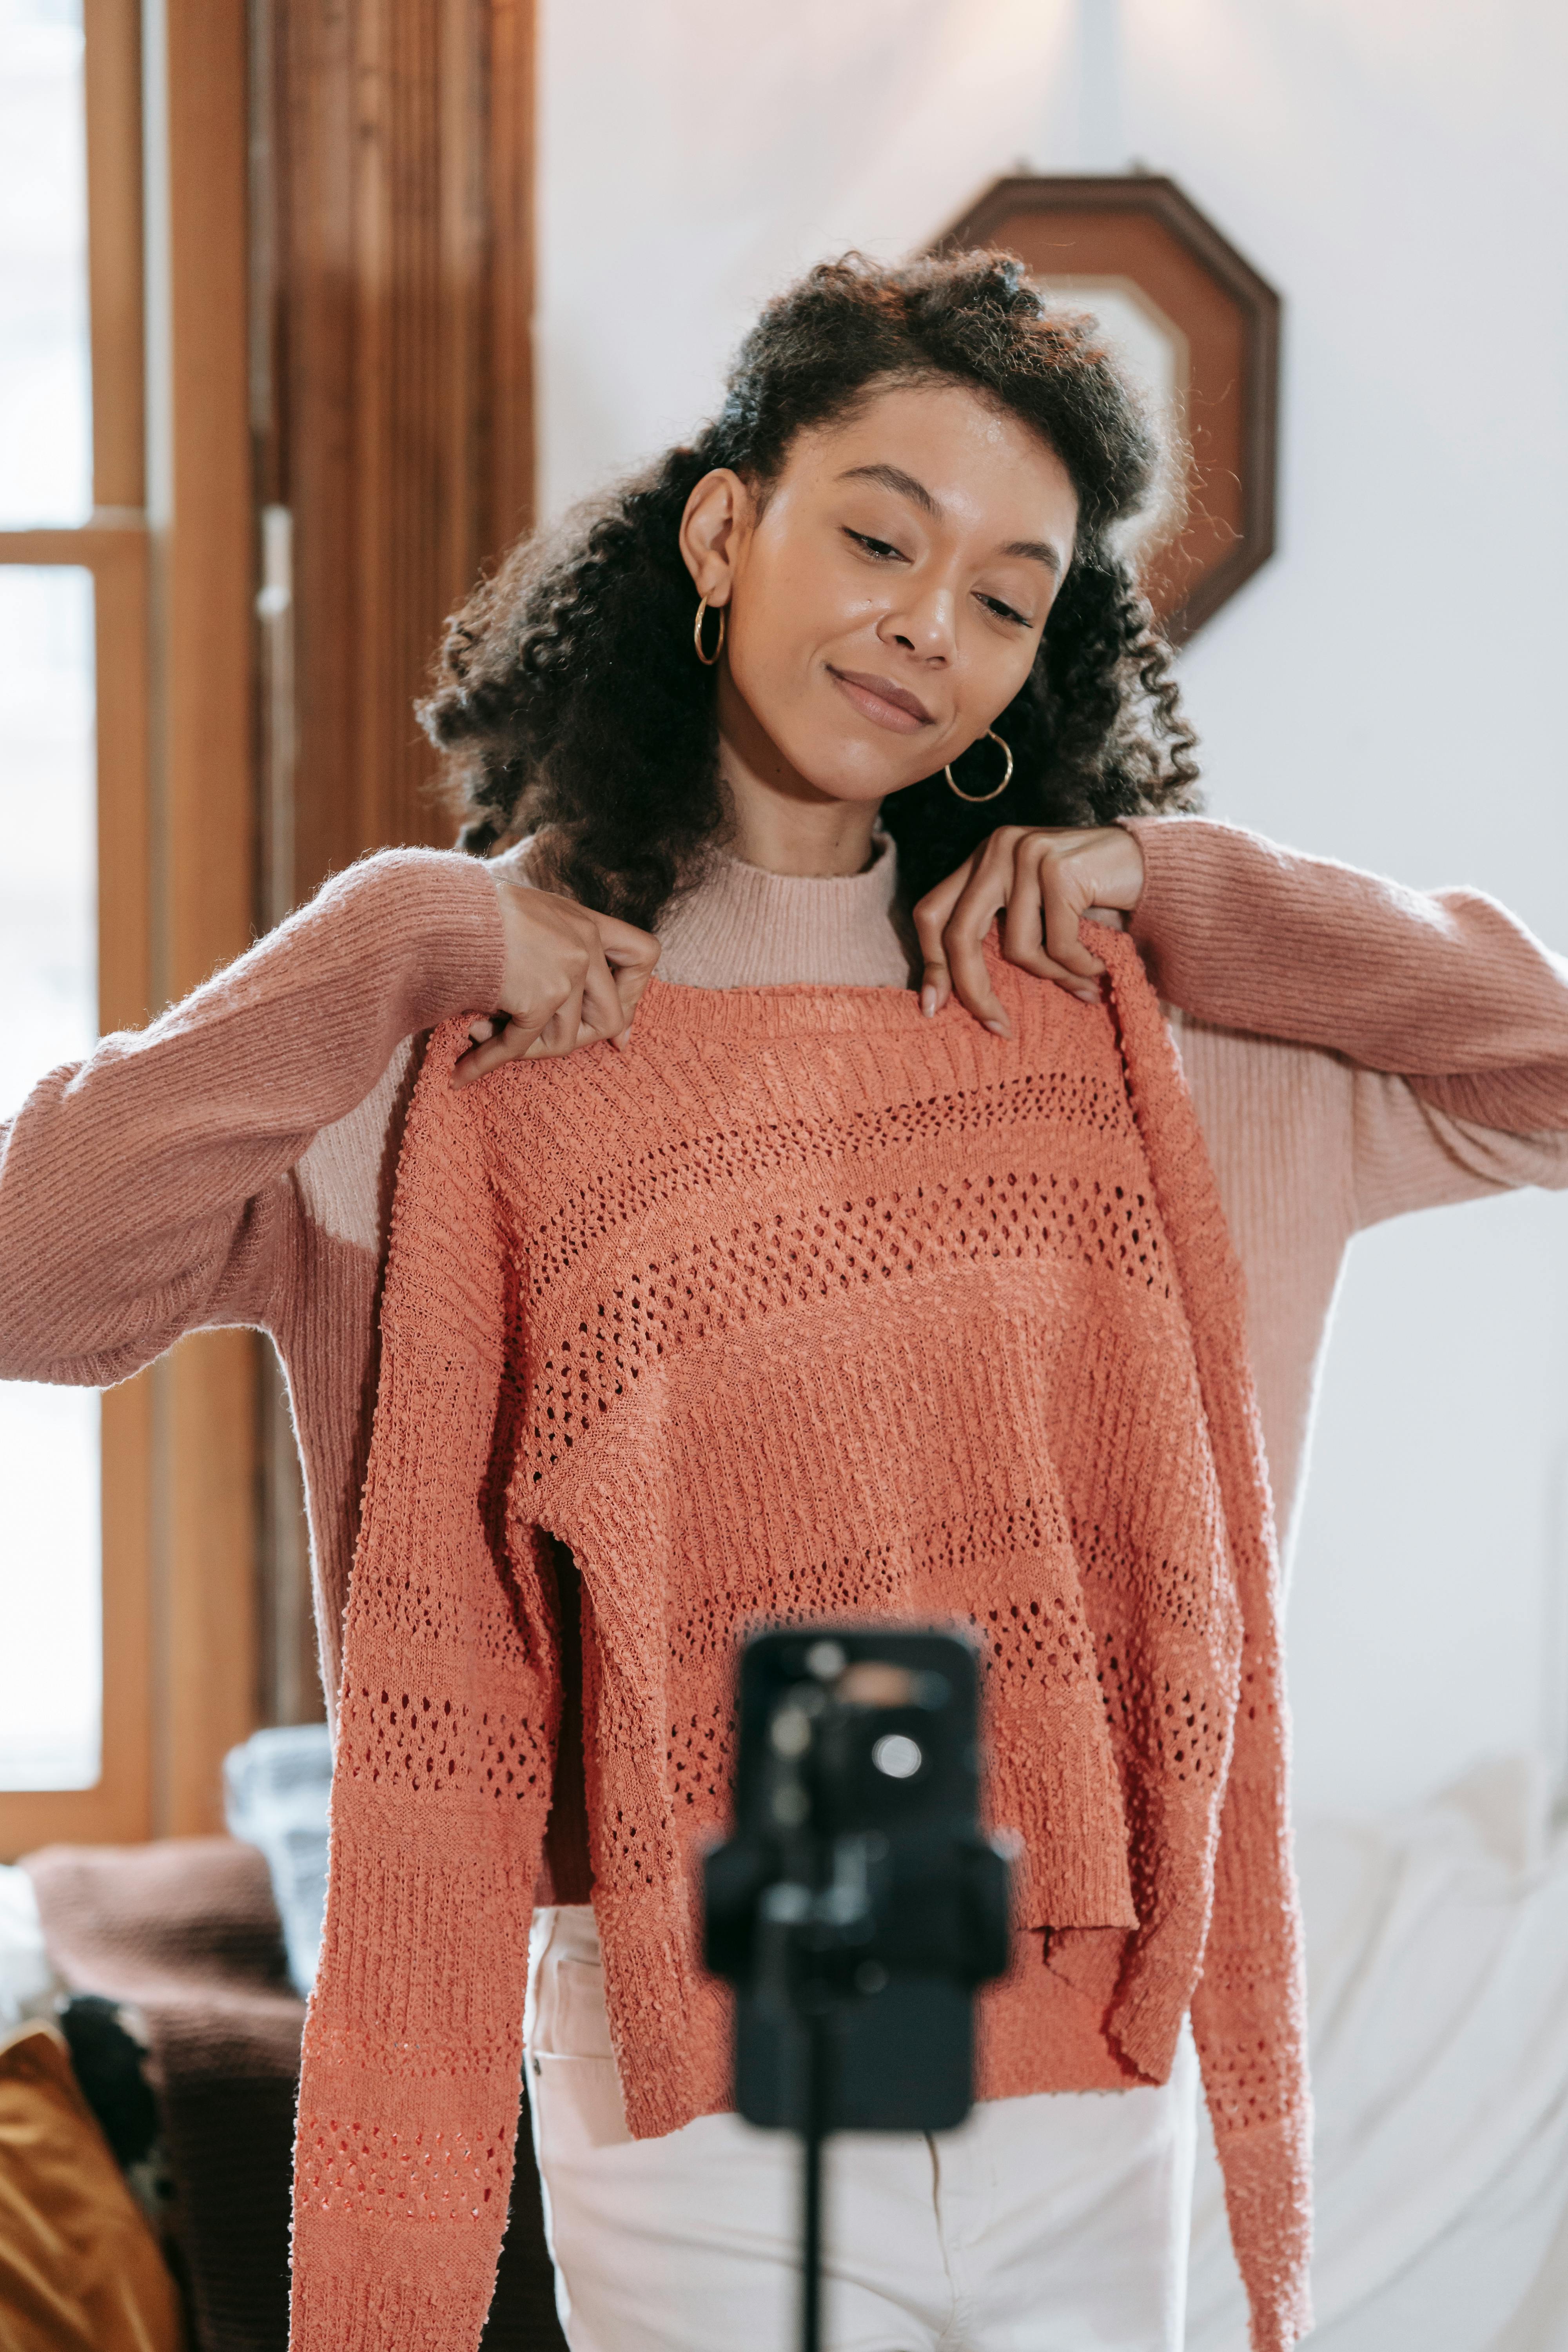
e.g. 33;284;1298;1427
945;729;1013;804
693;595;726;666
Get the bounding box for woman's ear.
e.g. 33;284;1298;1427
679;468;749;608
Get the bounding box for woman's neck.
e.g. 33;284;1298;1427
716;697;881;878
723;791;882;878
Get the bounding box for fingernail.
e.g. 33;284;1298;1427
984;1018;1011;1038
612;1029;632;1053
921;985;937;1018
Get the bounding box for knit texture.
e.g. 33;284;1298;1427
291;929;1310;2352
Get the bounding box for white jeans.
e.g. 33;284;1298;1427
522;1906;1197;2352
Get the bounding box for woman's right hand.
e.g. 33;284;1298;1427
452;871;662;1087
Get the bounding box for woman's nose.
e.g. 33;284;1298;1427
882;588;956;661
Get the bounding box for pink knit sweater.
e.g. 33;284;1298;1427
3;816;1567;2326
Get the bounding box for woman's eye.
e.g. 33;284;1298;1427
978;593;1029;628
844;529;906;562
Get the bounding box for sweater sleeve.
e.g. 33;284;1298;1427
290;1025;552;2352
1123;815;1568;1133
1099;932;1313;2352
0;848;505;1385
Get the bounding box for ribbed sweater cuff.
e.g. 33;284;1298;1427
289;2220;502;2352
351;848;508;1037
1214;2107;1315;2352
1119;813;1236;1007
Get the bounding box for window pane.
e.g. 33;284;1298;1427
0;564;99;1789
0;0;91;526
0;1385;100;1788
0;568;94;1112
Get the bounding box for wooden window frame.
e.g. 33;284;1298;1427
0;0;154;1852
2;0;537;1855
0;0;256;1856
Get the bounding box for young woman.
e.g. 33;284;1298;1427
4;253;1567;2352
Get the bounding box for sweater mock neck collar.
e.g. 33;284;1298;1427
653;829;918;994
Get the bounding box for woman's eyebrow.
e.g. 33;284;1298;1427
1004;538;1064;576
836;463;1064;575
837;461;941;517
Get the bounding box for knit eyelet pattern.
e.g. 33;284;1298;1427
291;932;1310;2352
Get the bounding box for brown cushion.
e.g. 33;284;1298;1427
0;2019;185;2352
22;1840;566;2350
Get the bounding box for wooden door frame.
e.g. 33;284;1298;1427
248;0;538;1728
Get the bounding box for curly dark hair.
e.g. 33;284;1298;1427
419;250;1200;925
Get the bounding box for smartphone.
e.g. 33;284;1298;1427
702;1626;1011;2134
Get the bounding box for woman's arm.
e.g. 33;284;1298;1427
0;850;506;1386
1122;815;1568;1135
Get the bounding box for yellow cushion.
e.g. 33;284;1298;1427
0;2019;184;2352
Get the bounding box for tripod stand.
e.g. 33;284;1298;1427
800;2010;830;2352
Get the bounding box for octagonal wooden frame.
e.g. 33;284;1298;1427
929;174;1281;645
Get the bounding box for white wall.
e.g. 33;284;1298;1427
538;0;1568;1815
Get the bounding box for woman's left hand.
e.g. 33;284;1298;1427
913;825;1147;1038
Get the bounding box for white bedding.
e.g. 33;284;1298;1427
1189;1754;1568;2349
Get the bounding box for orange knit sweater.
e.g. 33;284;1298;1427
291;927;1309;2352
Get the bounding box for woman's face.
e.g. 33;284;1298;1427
680;379;1079;809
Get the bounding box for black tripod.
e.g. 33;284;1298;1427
702;1628;1012;2352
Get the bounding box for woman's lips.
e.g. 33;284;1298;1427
828;666;935;735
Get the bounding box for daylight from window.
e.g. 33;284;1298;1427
0;552;101;1791
0;0;99;1790
0;0;90;527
